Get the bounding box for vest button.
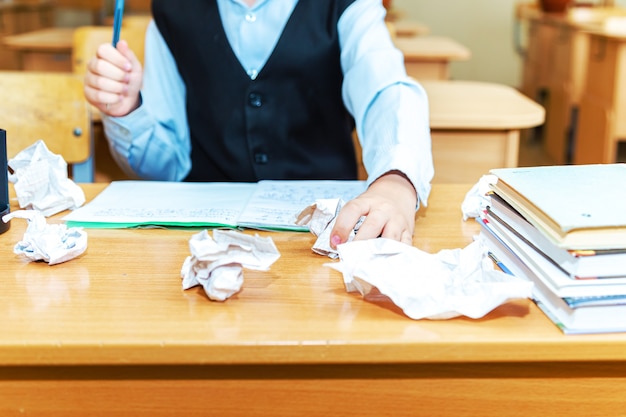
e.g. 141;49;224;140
248;93;263;107
254;153;269;164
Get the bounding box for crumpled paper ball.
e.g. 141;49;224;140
8;140;85;217
2;209;87;265
181;229;280;301
461;174;497;221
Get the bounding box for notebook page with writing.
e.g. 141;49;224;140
63;180;367;230
63;181;256;228
237;180;367;231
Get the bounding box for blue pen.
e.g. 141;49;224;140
112;0;125;47
488;252;514;276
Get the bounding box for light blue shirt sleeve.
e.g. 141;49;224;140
340;0;433;206
102;0;433;205
102;20;190;181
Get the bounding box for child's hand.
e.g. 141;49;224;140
83;40;143;117
330;171;418;248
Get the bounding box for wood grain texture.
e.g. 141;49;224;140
1;183;626;416
0;71;90;162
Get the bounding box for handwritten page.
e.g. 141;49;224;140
63;181;254;228
238;180;366;230
63;180;366;230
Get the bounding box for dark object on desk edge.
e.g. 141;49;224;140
0;205;9;234
1;128;9;234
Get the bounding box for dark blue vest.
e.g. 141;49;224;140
152;0;358;181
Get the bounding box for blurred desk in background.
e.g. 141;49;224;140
0;0;54;70
516;2;626;164
395;35;471;80
424;80;545;183
390;19;430;37
574;25;626;164
3;26;73;71
353;80;545;183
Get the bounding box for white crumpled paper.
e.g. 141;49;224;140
181;229;281;301
327;238;533;320
8;140;85;217
461;174;497;221
295;198;363;258
296;178;531;320
2;209;88;265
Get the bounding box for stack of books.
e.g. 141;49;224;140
477;164;626;334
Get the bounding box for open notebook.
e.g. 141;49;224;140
63;180;367;231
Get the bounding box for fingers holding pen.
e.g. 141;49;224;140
83;40;142;116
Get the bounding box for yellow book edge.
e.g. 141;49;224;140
490;182;626;250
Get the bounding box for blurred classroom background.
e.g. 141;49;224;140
2;0;626;182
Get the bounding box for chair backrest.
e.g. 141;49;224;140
0;71;93;181
123;14;152;34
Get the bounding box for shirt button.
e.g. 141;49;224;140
245;13;256;23
247;69;258;80
248;92;263;107
254;153;268;164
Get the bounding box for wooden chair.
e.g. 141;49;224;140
122;14;152;34
0;71;93;182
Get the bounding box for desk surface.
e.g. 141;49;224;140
7;27;464;58
2;27;73;52
0;0;52;11
390;19;430;37
423;80;545;130
395;35;471;62
2;183;626;369
518;2;626;29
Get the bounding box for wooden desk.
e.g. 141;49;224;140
423;80;545;183
53;0;106;24
517;3;562;101
574;25;626;164
389;19;430;37
2;183;625;416
0;0;54;70
2;27;73;72
517;3;626;163
394;35;471;80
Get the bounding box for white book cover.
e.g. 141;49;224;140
490;164;626;232
489;164;626;249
